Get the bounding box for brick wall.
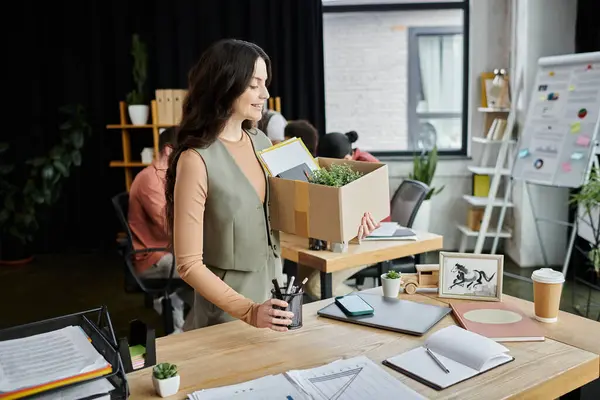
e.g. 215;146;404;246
323;9;462;151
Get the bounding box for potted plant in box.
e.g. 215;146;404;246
126;34;149;125
381;270;403;298
409;146;444;232
152;362;180;397
570;166;599;281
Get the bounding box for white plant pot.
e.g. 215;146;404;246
128;104;149;125
411;199;431;232
381;274;402;298
152;375;180;398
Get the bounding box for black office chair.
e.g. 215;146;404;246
111;192;185;335
351;179;430;287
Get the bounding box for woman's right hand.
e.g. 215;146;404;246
255;298;294;332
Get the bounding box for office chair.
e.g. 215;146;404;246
111;192;186;335
351;179;430;287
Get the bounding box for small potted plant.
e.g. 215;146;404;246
408;146;444;232
152;362;180;398
381;270;403;298
126;34;149;125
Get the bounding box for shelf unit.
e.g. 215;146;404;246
107;100;177;191
458;75;524;254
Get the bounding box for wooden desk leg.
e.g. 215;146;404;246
320;272;333;299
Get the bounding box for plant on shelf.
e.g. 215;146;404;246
409;145;444;200
0;104;92;263
152;362;180;397
126;33;149;125
570;166;600;278
308;163;363;187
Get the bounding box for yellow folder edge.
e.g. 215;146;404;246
1;365;113;399
256;137;320;177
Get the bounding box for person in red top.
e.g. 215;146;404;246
128;127;191;332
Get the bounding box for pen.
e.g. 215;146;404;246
298;277;308;293
272;278;283;300
426;347;449;373
286;276;295;295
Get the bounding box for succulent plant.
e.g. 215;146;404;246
385;270;401;279
153;363;178;380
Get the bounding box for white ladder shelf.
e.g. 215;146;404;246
458;72;524;254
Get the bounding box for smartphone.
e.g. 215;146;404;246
334;294;374;316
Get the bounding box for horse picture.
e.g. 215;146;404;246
439;252;503;301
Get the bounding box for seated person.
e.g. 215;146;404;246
257;104;287;144
284;120;319;156
297;130;381;299
318;131;379;162
128;127;192;332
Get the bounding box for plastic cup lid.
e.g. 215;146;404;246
531;268;565;284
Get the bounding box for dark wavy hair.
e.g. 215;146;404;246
164;39;271;244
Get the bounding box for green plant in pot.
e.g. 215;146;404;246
381;270;403;298
126;33;149;125
0;104;92;264
570;166;600;278
152;362;180;397
307;163;363;187
408;146;444;232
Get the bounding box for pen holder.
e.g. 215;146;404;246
271;287;303;330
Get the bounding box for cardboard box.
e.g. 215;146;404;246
268;158;390;244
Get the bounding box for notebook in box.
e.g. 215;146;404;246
382;325;514;390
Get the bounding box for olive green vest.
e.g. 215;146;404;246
192;129;280;273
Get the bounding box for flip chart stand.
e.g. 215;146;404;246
510;52;600;283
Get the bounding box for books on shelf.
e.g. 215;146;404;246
383;325;514;390
0;325;112;398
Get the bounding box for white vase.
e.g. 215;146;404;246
128;104;149;125
381;274;402;298
152;375;180;398
411;199;431;232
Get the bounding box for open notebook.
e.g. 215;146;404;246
382;325;514;390
362;222;417;241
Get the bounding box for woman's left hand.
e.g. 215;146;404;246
357;212;380;241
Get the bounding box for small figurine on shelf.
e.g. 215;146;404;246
152;362;180;398
309;238;327;250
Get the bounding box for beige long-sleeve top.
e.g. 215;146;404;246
173;132;267;326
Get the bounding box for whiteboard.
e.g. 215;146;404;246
512;52;600;188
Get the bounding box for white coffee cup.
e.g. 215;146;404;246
531;268;565;323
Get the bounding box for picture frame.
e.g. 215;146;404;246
480;72;511;109
438;252;504;301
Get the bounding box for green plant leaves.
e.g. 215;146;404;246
0;103;92;245
153;362;178;379
410;146;444;200
308;164;363;187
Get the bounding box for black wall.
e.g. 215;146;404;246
2;0;325;254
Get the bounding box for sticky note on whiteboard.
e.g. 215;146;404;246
571;152;584;160
518;149;530;158
570;122;581;133
576;135;591;147
561;162;572;172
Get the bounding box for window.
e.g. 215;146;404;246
408;26;464;151
322;1;469;155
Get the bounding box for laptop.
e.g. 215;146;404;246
317;293;451;336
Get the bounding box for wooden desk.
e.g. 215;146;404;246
420;291;600;372
127;293;599;399
280;231;443;298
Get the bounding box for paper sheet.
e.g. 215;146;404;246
30;378;114;400
0;326;110;393
286;356;425;400
187;374;309;400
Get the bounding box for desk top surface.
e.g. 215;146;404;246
279;231;443;272
126;291;599;400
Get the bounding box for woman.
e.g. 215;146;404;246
164;39;379;332
318;131;379;162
